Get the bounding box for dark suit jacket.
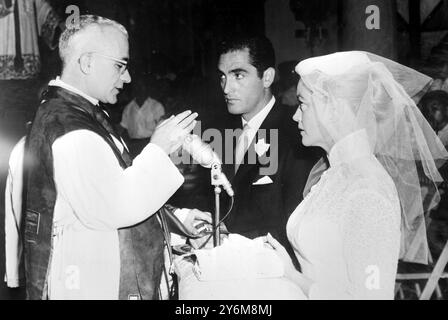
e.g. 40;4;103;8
221;102;320;250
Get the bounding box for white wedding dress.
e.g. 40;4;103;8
287;129;401;299
176;130;401;300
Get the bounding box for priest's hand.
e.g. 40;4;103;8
150;110;198;155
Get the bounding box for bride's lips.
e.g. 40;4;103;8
226;98;239;104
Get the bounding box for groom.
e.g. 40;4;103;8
216;34;319;255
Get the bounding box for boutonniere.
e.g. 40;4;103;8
254;138;270;157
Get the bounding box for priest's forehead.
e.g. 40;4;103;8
59;15;128;66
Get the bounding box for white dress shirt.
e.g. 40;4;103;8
235;97;275;168
120;97;166;139
241;96;276;144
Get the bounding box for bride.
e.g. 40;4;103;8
265;51;448;299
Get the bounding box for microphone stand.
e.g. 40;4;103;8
210;162;224;247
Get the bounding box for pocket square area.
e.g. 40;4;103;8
252;176;274;185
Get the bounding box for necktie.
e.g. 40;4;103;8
235;123;252;170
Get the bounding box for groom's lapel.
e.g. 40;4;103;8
233;105;279;182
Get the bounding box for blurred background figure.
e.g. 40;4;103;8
120;75;166;141
430;79;444;91
419;90;448;259
276;60;300;107
420;90;448;147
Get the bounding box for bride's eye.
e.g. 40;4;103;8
298;99;308;113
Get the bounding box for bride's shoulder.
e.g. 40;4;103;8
345;173;397;202
338;165;399;215
342;173;400;218
340;159;397;195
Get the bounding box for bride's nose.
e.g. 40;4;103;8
293;107;302;123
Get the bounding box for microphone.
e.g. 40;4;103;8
182;134;220;168
210;162;234;197
182;134;234;197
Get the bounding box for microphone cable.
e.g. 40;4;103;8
218;195;234;226
197;195;234;249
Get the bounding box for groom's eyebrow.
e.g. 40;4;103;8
230;68;248;74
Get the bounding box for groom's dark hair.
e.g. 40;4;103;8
218;34;276;79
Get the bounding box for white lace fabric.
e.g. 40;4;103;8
287;130;401;299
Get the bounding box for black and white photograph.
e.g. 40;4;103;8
0;0;448;304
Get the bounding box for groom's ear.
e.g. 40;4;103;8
262;67;275;88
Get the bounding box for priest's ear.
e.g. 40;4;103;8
78;53;93;75
262;67;275;89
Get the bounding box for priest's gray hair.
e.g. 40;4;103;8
59;15;128;67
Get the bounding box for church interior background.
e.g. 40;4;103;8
1;0;448;300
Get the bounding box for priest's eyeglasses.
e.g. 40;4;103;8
80;52;128;75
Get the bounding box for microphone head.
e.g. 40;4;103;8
210;163;234;197
183;134;221;168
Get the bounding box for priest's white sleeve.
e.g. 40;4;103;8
52;129;184;230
